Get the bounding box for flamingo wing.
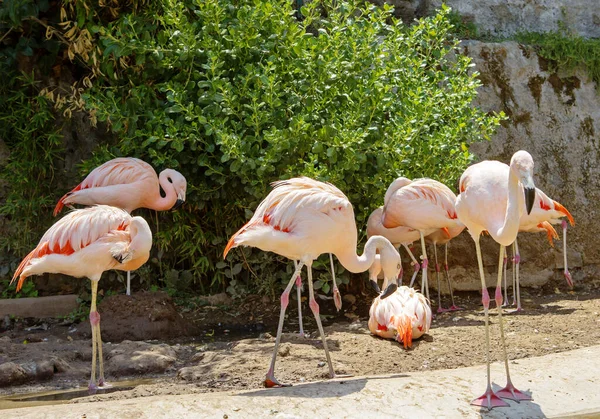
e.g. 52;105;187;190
13;205;131;290
54;158;155;215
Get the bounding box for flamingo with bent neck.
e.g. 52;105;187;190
224;177;401;387
455;150;537;409
53;157;187;295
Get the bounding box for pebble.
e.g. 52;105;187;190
317;361;326;368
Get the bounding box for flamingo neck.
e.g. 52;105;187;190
494;169;523;245
336;236;387;274
148;171;178;211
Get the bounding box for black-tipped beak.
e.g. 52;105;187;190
370;279;381;294
171;199;185;210
380;283;398;300
113;254;124;263
524;187;535;215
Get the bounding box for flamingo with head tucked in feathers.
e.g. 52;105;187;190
381;177;462;303
455;150;537;409
53;157;187;295
503;190;574;311
223;177;401;388
11;205;152;393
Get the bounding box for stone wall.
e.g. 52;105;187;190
443;41;599;291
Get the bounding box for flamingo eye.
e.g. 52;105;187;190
397;264;401;270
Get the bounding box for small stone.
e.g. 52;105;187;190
317;361;326;368
190;353;205;363
0;362;27;387
278;344;291;357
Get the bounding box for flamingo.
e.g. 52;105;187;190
425;222;465;313
504;192;575;311
455;150;537;409
223;177;401;387
53;157;186;295
381;177;461;302
11;205;152;392
367;206;421;286
368;285;432;349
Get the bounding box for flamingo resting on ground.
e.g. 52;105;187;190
381;177;461;303
425;223;465;312
224;177;401;387
455;150;537;409
53;157;186;295
11;205;153;392
503;191;575;311
368;283;432;349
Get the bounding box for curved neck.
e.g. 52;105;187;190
495;169;522;243
149;172;177;211
336;236;387;274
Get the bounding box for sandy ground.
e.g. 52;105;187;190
1;283;599;409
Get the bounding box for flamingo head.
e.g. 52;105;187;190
510;150;536;215
378;237;402;299
162;169;187;210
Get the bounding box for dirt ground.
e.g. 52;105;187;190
1;280;599;409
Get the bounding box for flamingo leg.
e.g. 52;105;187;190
444;243;461;311
562;221;573;288
88;280;100;394
502;251;509;307
265;261;304;388
330;253;342;311
403;244;420;288
419;232;430;302
294;261;305;338
306;261;336;379
126;270;131;296
471;237;509;409
510;242;516;306
433;244;448;313
495;245;532;402
514;239;522;312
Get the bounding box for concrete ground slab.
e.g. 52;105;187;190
5;345;600;418
0;295;79;318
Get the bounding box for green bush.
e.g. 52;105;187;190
0;1;501;298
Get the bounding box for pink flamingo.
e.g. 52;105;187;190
54;157;186;295
425;222;465;312
381;177;461;302
504;191;575;311
11;205;153;392
223;177;401;387
455;150;537;409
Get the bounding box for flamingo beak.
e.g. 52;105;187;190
524;186;535;215
380;283;398;299
370;279;381;294
171;199;185;210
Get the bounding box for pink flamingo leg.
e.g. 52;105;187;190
562;221;573;288
513;239;522;312
330;253;342;311
294;261;305;338
502;254;508;307
471;238;509;410
402;244;420;288
511;242;517;306
433;244;448;313
419;232;430;302
88;280;104;394
444;243;462;311
265;262;304;388
494;245;532;402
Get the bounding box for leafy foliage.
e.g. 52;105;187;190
0;1;502;298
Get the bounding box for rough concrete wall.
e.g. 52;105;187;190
430;0;600;38
443;41;598;291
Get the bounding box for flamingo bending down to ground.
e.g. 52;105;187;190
381;177;461;302
425;223;465;312
11;205;152;392
368;281;432;349
223;177;401;387
53;158;186;295
455;150;537;409
503;191;575;311
367;206;421;285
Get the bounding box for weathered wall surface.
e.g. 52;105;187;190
443;41;599;291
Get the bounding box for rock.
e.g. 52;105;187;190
278;344;291;357
190;352;205;363
177;352;227;381
0;362;27;387
106;341;177;376
342;294;357;305
52;357;71;373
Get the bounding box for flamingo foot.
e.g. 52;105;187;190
332;373;353;379
564;270;573;288
436;307;450;313
496;381;532;402
264;374;291;388
298;330;306;338
98;378;112;388
448;305;463;311
471;387;510;410
88;381;98;395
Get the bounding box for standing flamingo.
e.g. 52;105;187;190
53;157;187;295
455;150;537;409
223;177;401;387
11;205;153;392
381;177;461;302
504;191;575;311
425;222;465;313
